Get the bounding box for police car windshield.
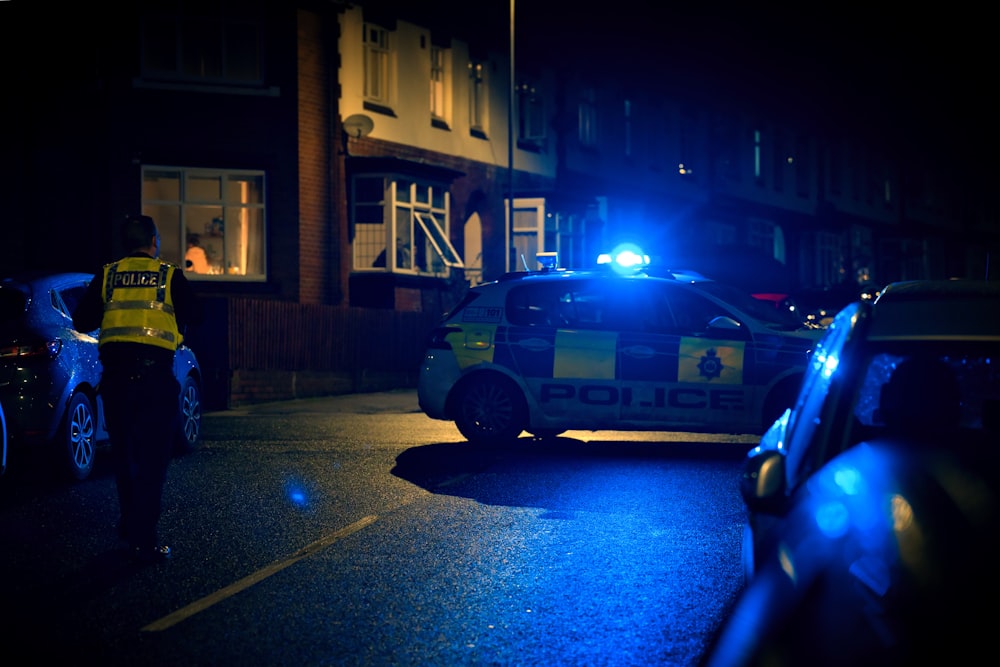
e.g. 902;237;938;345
690;280;807;330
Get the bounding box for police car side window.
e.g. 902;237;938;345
596;281;646;332
641;283;679;333
560;280;645;332
558;283;599;329
506;280;650;331
507;284;561;327
662;286;729;335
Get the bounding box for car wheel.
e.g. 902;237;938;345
175;374;202;455
454;374;526;446
62;391;97;481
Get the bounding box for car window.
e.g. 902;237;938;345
852;352;900;428
55;285;87;322
855;347;999;439
691;280;807;330
784;303;858;487
506;279;648;332
662;284;737;335
506;282;562;326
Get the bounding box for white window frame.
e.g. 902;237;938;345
469;59;488;135
363;23;391;106
506;197;575;272
352;176;463;277
430;45;449;125
415;212;463;269
142;166;267;282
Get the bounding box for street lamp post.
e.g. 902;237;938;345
507;0;514;272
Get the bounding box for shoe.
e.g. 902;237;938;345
132;545;172;564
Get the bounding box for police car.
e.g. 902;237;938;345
418;253;823;444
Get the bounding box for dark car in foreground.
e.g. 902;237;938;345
0;398;7;477
0;272;203;480
702;279;1000;666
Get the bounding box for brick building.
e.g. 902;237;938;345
1;1;995;409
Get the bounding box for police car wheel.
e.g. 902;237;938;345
61;391;97;481
454;375;526;445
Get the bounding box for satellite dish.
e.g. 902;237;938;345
343;114;374;138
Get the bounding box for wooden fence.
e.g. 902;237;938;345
189;297;444;409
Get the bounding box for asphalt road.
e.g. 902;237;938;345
1;389;759;666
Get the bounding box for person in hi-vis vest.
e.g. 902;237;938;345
73;215;203;564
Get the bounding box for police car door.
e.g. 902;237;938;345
618;281;753;432
503;278;622;429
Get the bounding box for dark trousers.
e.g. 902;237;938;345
100;369;180;550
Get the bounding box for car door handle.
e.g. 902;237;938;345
516;337;554;352
621;345;656;359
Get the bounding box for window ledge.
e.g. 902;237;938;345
364;101;397;117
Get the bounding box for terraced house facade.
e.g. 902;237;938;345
1;1;994;409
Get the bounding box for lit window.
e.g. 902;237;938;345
430;45;448;124
469;60;488;136
364;23;391;106
142;167;267;280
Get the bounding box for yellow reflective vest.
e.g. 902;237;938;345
99;256;181;352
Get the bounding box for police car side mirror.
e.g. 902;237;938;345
707;315;742;331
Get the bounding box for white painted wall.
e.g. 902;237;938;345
338;6;556;178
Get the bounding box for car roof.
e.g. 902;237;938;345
868;279;1000;340
489;266;727;286
492;267;672;283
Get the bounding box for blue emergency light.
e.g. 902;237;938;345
597;243;650;274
